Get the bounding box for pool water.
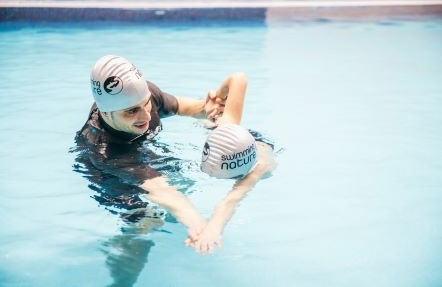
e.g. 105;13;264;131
0;20;441;287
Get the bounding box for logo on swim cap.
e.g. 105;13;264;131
104;76;123;95
91;55;150;112
202;142;210;162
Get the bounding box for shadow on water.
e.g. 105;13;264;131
70;136;195;287
100;217;162;287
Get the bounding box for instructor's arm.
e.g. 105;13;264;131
175;72;247;120
140;177;206;240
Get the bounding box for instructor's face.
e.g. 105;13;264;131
109;97;152;135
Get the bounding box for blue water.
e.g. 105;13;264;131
0;21;441;287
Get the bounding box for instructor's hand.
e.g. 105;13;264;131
204;90;226;123
186;223;223;255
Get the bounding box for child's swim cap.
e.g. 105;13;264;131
201;124;258;179
90;55;151;112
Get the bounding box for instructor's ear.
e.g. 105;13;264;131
101;111;110;119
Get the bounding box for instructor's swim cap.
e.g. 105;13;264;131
90;55;151;112
201;124;258;179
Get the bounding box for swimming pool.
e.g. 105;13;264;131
0;20;441;287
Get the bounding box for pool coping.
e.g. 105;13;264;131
1;1;442;22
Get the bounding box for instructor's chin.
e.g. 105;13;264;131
133;123;149;134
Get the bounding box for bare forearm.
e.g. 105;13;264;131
176;97;205;118
206;172;261;233
205;196;243;234
140;178;205;228
216;72;248;125
156;191;203;228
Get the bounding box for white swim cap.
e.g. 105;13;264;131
90;55;151;112
201;124;258;179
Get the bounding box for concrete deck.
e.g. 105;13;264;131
1;1;441;22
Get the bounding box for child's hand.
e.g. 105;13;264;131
188;223;223;255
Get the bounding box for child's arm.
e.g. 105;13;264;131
212;72;248;125
187;142;276;254
187;73;276;254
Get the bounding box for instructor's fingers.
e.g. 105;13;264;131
208;108;218;119
207;243;215;254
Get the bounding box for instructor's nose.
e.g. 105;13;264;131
139;107;151;122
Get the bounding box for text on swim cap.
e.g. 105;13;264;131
129;64;143;79
91;79;102;95
220;143;256;170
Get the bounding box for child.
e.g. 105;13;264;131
186;72;277;254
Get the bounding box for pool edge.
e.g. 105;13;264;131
1;1;442;22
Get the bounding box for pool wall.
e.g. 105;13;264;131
1;1;442;22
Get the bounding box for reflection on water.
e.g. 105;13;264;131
70;133;197;222
71;134;196;286
101;215;163;287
